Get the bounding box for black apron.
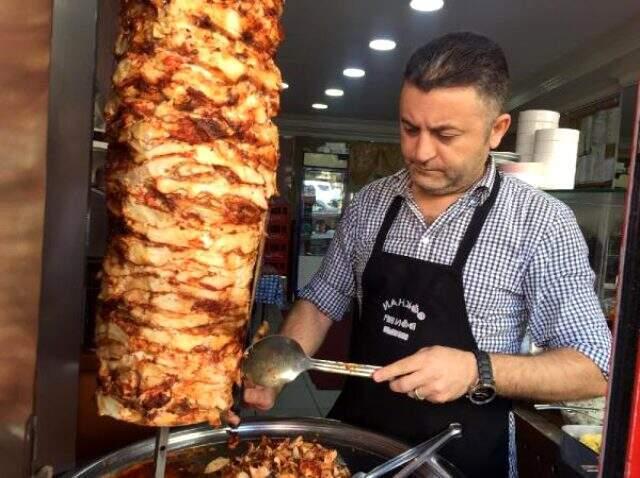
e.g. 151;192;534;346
329;173;510;478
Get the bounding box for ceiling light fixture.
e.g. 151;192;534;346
325;88;344;97
343;68;366;78
312;103;328;110
410;0;444;12
369;38;396;51
281;82;289;89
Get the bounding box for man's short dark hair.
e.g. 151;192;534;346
404;32;510;113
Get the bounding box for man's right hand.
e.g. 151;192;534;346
243;382;279;411
238;299;334;415
223;382;279;428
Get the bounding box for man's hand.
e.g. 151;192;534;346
372;346;478;403
222;300;335;427
221;381;280;428
243;382;279;411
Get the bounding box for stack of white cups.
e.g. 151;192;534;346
515;110;560;163
533;128;580;189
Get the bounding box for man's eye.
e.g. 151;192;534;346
404;126;419;135
437;132;458;140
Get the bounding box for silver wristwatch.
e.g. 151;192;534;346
467;349;497;405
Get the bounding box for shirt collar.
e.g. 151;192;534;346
393;157;497;204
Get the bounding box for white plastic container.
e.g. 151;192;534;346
497;161;546;188
533;142;579;156
532;128;580;190
517;123;559;157
535;128;580;142
518;110;561;123
517;120;560;134
515;110;561;160
491;151;520;165
542;164;577;190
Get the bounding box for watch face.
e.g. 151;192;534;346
470;384;496;405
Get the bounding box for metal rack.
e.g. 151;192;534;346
29;1;99;474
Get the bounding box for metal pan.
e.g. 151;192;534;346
65;417;463;477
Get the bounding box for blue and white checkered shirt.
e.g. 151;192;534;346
298;159;612;477
299;160;610;373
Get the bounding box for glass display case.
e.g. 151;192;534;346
548;189;625;321
296;152;349;291
301;168;347;256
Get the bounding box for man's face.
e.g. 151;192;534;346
399;83;510;196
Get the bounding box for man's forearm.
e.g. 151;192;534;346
279;299;334;356
490;348;607;402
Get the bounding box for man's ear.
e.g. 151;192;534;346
489;113;512;150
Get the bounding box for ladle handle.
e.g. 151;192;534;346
153;427;170;478
392;423;463;478
308;358;380;378
534;404;600;412
364;428;453;478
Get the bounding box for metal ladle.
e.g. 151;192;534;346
242;335;380;389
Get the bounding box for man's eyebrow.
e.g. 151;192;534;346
430;123;462;132
400;118;418;128
400;118;462;132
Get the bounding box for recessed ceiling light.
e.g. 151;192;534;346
281;82;289;89
369;38;396;51
325;88;344;97
410;0;444;12
312;103;328;110
343;68;366;78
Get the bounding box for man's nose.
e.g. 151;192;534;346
414;132;437;163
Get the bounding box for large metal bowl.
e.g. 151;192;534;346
65;417;462;477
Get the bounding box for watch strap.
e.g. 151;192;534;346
472;349;495;386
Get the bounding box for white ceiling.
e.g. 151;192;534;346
277;0;640;122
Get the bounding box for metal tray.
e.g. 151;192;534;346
65;417;462;477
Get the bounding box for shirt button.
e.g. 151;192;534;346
421;236;430;245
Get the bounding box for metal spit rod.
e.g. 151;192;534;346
153;427;170;478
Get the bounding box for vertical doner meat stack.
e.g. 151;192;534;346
96;0;284;426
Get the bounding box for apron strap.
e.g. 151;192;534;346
452;171;502;272
372;195;404;255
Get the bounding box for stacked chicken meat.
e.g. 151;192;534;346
95;0;284;426
205;437;351;477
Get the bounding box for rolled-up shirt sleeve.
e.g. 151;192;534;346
523;205;612;376
297;197;360;321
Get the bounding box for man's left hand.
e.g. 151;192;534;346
372;346;479;403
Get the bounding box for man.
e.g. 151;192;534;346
243;32;611;477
